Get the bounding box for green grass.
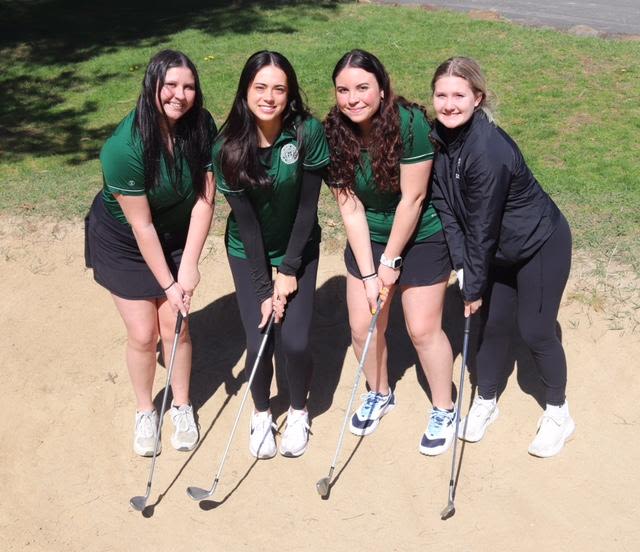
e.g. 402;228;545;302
1;0;639;271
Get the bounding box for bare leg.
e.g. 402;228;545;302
345;273;395;394
401;280;453;409
111;295;159;412
157;299;192;406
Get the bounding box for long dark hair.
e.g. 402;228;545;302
218;50;311;190
325;49;427;193
134;49;211;199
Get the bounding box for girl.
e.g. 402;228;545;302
430;56;575;457
212;51;329;458
86;50;216;456
325;50;455;456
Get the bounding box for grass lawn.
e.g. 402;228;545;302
1;0;639;272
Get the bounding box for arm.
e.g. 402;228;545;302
334;187;381;313
377;160;432;287
115;193;187;316
431;171;465;271
273;168;323;300
177;171;215;308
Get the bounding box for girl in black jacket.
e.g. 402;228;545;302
430;57;575;457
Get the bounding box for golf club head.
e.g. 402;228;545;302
440;501;455;520
186;486;212;501
316;477;330;497
130;496;147;512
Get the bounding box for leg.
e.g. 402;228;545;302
157;298;192;406
516;217;572;406
228;255;275;413
111;294;159;412
401;280;453;409
278;257;319;410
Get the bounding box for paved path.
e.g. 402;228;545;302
376;1;640;35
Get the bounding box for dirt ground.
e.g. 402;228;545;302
1;215;638;552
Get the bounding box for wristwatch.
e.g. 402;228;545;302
380;253;403;270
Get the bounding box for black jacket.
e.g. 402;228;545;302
431;111;561;302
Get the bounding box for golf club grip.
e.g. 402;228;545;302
175;313;185;335
367;297;384;332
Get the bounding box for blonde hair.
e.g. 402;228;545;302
431;56;496;123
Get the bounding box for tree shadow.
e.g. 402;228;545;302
0;0;343;163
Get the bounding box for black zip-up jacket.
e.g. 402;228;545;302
430;111;560;302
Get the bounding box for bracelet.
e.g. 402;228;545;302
361;273;377;282
162;280;176;292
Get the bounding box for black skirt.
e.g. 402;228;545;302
344;230;452;287
84;193;187;300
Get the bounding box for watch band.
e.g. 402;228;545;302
380;253;403;270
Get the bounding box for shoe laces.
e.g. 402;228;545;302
428;408;454;435
136;411;156;438
471;398;495;419
360;390;387;412
172;405;196;433
252;412;277;434
286;410;310;433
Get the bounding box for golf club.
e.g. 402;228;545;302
186;313;275;502
130;312;185;512
316;296;383;498
440;314;472;520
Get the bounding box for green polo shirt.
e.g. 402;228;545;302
352;104;442;243
100;110;216;235
213;116;330;264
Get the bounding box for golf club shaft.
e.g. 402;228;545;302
137;313;184;503
446;315;471;503
202;314;275;494
328;297;383;474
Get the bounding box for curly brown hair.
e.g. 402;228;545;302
324;50;430;193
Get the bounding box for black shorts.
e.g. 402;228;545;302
84;193;186;300
344;230;452;287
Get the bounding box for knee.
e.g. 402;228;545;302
406;322;441;349
127;326;158;352
280;334;310;359
519;324;556;352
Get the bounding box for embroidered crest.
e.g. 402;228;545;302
128;180;136;187
280;143;299;165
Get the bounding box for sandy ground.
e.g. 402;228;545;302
1;215;639;552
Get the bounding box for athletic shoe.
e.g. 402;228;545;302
528;401;576;458
169;404;199;452
134;410;160;457
249;410;277;459
419;406;456;456
349;389;396;436
279;408;310;457
457;396;499;442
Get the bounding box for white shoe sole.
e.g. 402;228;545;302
457;405;499;443
528;419;576;458
134;441;161;457
171;435;198;452
279;440;308;458
419;432;454;457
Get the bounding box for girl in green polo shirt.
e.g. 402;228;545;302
325;49;455;456
85;50;216;457
212;51;330;459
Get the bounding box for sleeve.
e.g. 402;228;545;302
225;192;273;302
400;107;434;164
462;153;511;301
278;169;323;275
431;171;465;270
100;139;146;196
302;118;330;171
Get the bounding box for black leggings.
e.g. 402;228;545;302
476;214;572;406
228;254;318;411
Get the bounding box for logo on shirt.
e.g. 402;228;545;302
280;143;299;165
128;180;136;187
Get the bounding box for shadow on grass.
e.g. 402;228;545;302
0;0;343;162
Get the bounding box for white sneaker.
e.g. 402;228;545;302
528;401;576;458
280;408;310;457
249;410;277;459
134;410;160;457
457;396;499;442
169;404;199;451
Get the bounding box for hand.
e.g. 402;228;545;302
272;293;286;324
177;263;201;297
274;272;298;300
363;277;390;314
464;298;482;318
377;264;400;288
258;297;275;329
165;282;188;317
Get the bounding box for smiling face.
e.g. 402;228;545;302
246;64;289;126
334;66;383;132
156;66;196;127
432;75;482;129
